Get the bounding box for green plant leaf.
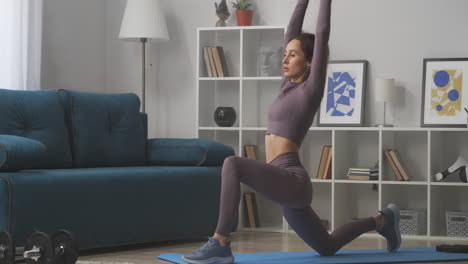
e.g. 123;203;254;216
231;0;251;10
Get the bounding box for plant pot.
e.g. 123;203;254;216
236;10;253;26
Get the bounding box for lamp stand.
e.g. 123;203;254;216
375;101;393;127
141;38;147;113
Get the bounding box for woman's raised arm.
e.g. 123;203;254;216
284;0;310;51
304;0;331;98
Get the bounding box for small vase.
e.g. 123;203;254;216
216;13;230;27
236;10;253;26
214;107;236;127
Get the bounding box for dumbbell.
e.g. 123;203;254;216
0;231;15;264
0;230;79;264
50;230;79;264
23;231;54;264
436;244;468;253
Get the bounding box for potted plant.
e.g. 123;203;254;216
231;0;253;26
215;0;230;27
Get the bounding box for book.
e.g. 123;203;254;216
216;46;229;77
316;145;331;179
202;46;213;77
347;172;379;177
244;192;260;228
384;149;404;181
324;158;332;179
348;172;378;176
244;145;257;160
348;167;379;172
348;168;378;175
389;149;410;181
348;174;378;180
211;47;224;77
322;146;332;179
207;46;218;77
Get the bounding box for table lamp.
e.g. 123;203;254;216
375;78;396;127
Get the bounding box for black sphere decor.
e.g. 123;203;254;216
214;107;236;127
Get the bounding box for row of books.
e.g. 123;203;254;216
202;46;229;78
244;144;410;182
384;149;411;181
316;145;332;179
347;167;379;180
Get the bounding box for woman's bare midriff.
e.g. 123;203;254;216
265;133;299;164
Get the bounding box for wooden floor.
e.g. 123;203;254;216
77;231;468;264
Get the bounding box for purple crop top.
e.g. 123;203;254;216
266;0;331;147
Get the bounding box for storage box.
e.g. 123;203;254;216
446;211;468;237
400;209;427;235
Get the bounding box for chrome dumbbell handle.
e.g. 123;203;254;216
23;245;41;261
55;244;65;255
0;244;7;259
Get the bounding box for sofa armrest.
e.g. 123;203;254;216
0;135;47;171
147;138;235;166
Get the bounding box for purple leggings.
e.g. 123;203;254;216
215;152;376;256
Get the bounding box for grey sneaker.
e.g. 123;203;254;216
182;237;234;264
376;203;401;253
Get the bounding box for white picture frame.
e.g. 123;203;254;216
317;60;368;127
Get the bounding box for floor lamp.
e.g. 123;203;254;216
119;0;169;113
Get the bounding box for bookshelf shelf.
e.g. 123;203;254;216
199;127;241;131
334;180;379;184
308;127;335;131
198;77;283;81
198;25;286;31
242;77;282;81
430;182;468;186
199;77;242;81
382;181;428;186
196;26;468;240
242;127;267;131
310;179;333;183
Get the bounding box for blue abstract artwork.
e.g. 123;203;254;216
431;69;462;117
326;71;357;117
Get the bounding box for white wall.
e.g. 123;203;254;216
42;0;468;138
104;0;164;139
152;0;468;137
328;0;468;127
42;0;106;93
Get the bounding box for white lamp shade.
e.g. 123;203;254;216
375;78;397;102
119;0;169;42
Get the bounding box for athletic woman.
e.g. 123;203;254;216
183;1;401;263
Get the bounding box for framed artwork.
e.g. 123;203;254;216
421;58;468;127
317;60;368;127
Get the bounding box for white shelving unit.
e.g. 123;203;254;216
196;26;468;240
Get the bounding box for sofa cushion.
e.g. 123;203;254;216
0;89;73;169
64;90;146;168
0;135;47;171
1;166;222;248
147;138;235;166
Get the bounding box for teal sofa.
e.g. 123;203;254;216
0;88;235;249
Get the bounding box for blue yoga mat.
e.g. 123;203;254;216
158;248;468;263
